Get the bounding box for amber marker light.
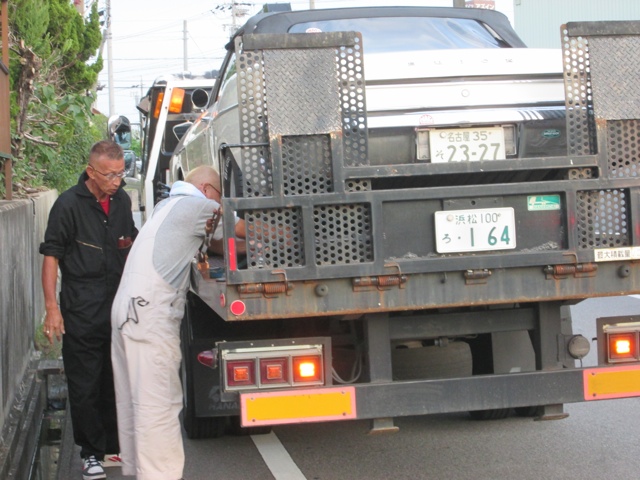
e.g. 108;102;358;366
153;91;164;119
293;355;322;383
608;332;637;362
169;88;185;113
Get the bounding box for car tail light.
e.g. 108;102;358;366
597;316;640;364
218;338;330;392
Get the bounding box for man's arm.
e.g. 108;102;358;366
42;255;65;342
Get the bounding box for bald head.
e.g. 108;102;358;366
186;166;222;201
185;166;220;187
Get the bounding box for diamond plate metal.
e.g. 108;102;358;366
589;36;640;120
263;49;341;135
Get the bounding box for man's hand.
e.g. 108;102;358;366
44;306;65;344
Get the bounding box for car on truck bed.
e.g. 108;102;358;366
169;7;640;438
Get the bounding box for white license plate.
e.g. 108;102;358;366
421;127;506;163
435;207;516;253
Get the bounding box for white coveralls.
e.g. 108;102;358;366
111;193;211;480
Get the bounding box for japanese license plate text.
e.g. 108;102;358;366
435;207;516;253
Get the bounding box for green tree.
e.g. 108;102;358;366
2;0;105;198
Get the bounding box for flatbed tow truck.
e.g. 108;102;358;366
169;10;640;437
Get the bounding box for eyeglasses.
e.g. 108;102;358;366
89;165;126;181
204;183;221;197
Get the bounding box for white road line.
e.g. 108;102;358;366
251;431;307;480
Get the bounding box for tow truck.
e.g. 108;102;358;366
167;7;640;437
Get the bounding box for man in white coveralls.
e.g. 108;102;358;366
111;165;244;479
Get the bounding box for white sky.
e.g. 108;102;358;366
96;0;514;124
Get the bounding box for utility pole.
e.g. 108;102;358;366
309;0;315;8
106;0;115;117
183;20;188;71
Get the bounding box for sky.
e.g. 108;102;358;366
95;0;514;125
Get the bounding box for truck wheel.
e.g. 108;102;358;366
180;295;226;439
228;415;272;436
467;334;511;421
469;408;511;420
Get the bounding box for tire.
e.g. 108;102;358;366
180;295;226;439
514;406;543;418
469;408;511;421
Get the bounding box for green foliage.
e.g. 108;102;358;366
2;0;106;198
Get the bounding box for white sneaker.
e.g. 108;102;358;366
82;456;106;480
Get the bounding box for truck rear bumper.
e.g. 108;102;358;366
240;365;640;427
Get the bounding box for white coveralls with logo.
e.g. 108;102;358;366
111;181;223;480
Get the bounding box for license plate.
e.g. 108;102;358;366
420;127;506;163
435;207;516;253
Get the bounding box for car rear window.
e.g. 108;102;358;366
288;17;509;52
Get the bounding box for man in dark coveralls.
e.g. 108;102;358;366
40;140;138;480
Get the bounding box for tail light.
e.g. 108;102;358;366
217;338;330;393
597;316;640;364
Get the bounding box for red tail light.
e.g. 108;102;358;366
219;338;330;392
226;360;255;387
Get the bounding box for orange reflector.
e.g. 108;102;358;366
169;88;185;113
584;365;640;400
241;387;357;426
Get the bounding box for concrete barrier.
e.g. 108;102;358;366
0;190;57;478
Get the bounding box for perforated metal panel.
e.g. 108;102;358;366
282;135;333;196
235;39;273;197
313;204;373;265
337;37;368;167
244;208;304;269
561;29;596;156
576;189;629;249
607;120;640;178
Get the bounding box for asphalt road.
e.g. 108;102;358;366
81;296;640;480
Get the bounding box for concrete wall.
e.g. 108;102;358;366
0;190;57;434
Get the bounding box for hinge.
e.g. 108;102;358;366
353;274;407;291
464;269;492;285
544;263;598;280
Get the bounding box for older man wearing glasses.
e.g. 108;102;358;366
40;140;138;480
